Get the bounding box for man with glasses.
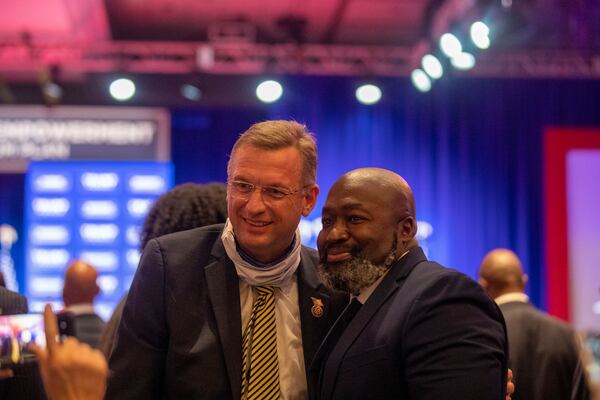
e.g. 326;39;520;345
106;120;349;399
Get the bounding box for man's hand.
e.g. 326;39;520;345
30;304;108;400
0;369;14;379
506;368;515;400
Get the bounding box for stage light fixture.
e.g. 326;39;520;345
470;21;490;49
440;33;463;58
411;69;432;93
181;84;202;101
39;65;63;105
421;54;444;79
451;52;476;70
256;80;283;103
42;82;63;102
109;78;136;101
355;84;382;105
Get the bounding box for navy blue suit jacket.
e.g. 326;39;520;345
500;301;590;400
310;247;508;400
0;287;28;315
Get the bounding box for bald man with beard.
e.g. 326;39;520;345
310;168;508;400
63;260;105;348
479;249;591;400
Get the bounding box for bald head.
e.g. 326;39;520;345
478;249;528;299
318;168;419;294
324;167;418;257
63;260;100;306
336;167;416;222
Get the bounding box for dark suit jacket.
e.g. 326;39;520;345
0;287;28;315
98;294;127;358
310;247;508;400
72;312;106;349
500;300;590;400
0;287;47;400
106;224;348;399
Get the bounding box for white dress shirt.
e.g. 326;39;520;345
494;292;529;305
64;303;96;315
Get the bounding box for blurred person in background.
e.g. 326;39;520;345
62;260;105;349
98;182;228;358
479;248;591;400
580;332;600;400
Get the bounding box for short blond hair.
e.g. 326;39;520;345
227;120;318;184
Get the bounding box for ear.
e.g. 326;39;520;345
521;273;529;288
396;216;416;243
301;184;320;217
478;277;488;289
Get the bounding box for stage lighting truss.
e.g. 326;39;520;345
0;41;597;79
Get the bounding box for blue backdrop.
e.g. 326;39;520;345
171;76;600;310
1;76;600;311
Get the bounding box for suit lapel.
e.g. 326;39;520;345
297;247;337;376
320;247;427;400
205;239;242;400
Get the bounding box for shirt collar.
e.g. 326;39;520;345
357;249;411;304
64;303;96;315
357;270;388;304
236;236;296;268
495;292;529;305
239;273;297;296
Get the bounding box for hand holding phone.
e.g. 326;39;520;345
0;368;14;379
30;305;108;400
0;311;74;367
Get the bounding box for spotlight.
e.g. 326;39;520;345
470;21;490;49
439;33;462;58
42;82;63;102
411;69;432;93
256;80;283;103
450;52;476;70
109;78;136;101
421;54;443;79
180;84;202;101
355;84;382;105
39;65;63;105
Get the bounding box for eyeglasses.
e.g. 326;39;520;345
228;180;305;202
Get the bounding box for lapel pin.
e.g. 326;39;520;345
310;297;324;318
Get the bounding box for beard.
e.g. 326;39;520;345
317;238;398;296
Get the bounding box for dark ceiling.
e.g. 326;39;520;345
0;0;598;106
103;0;600;49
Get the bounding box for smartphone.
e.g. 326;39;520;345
0;312;74;367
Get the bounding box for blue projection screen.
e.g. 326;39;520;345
25;161;173;319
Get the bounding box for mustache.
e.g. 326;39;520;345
318;244;360;264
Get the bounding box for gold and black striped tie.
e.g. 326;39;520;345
241;286;280;400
